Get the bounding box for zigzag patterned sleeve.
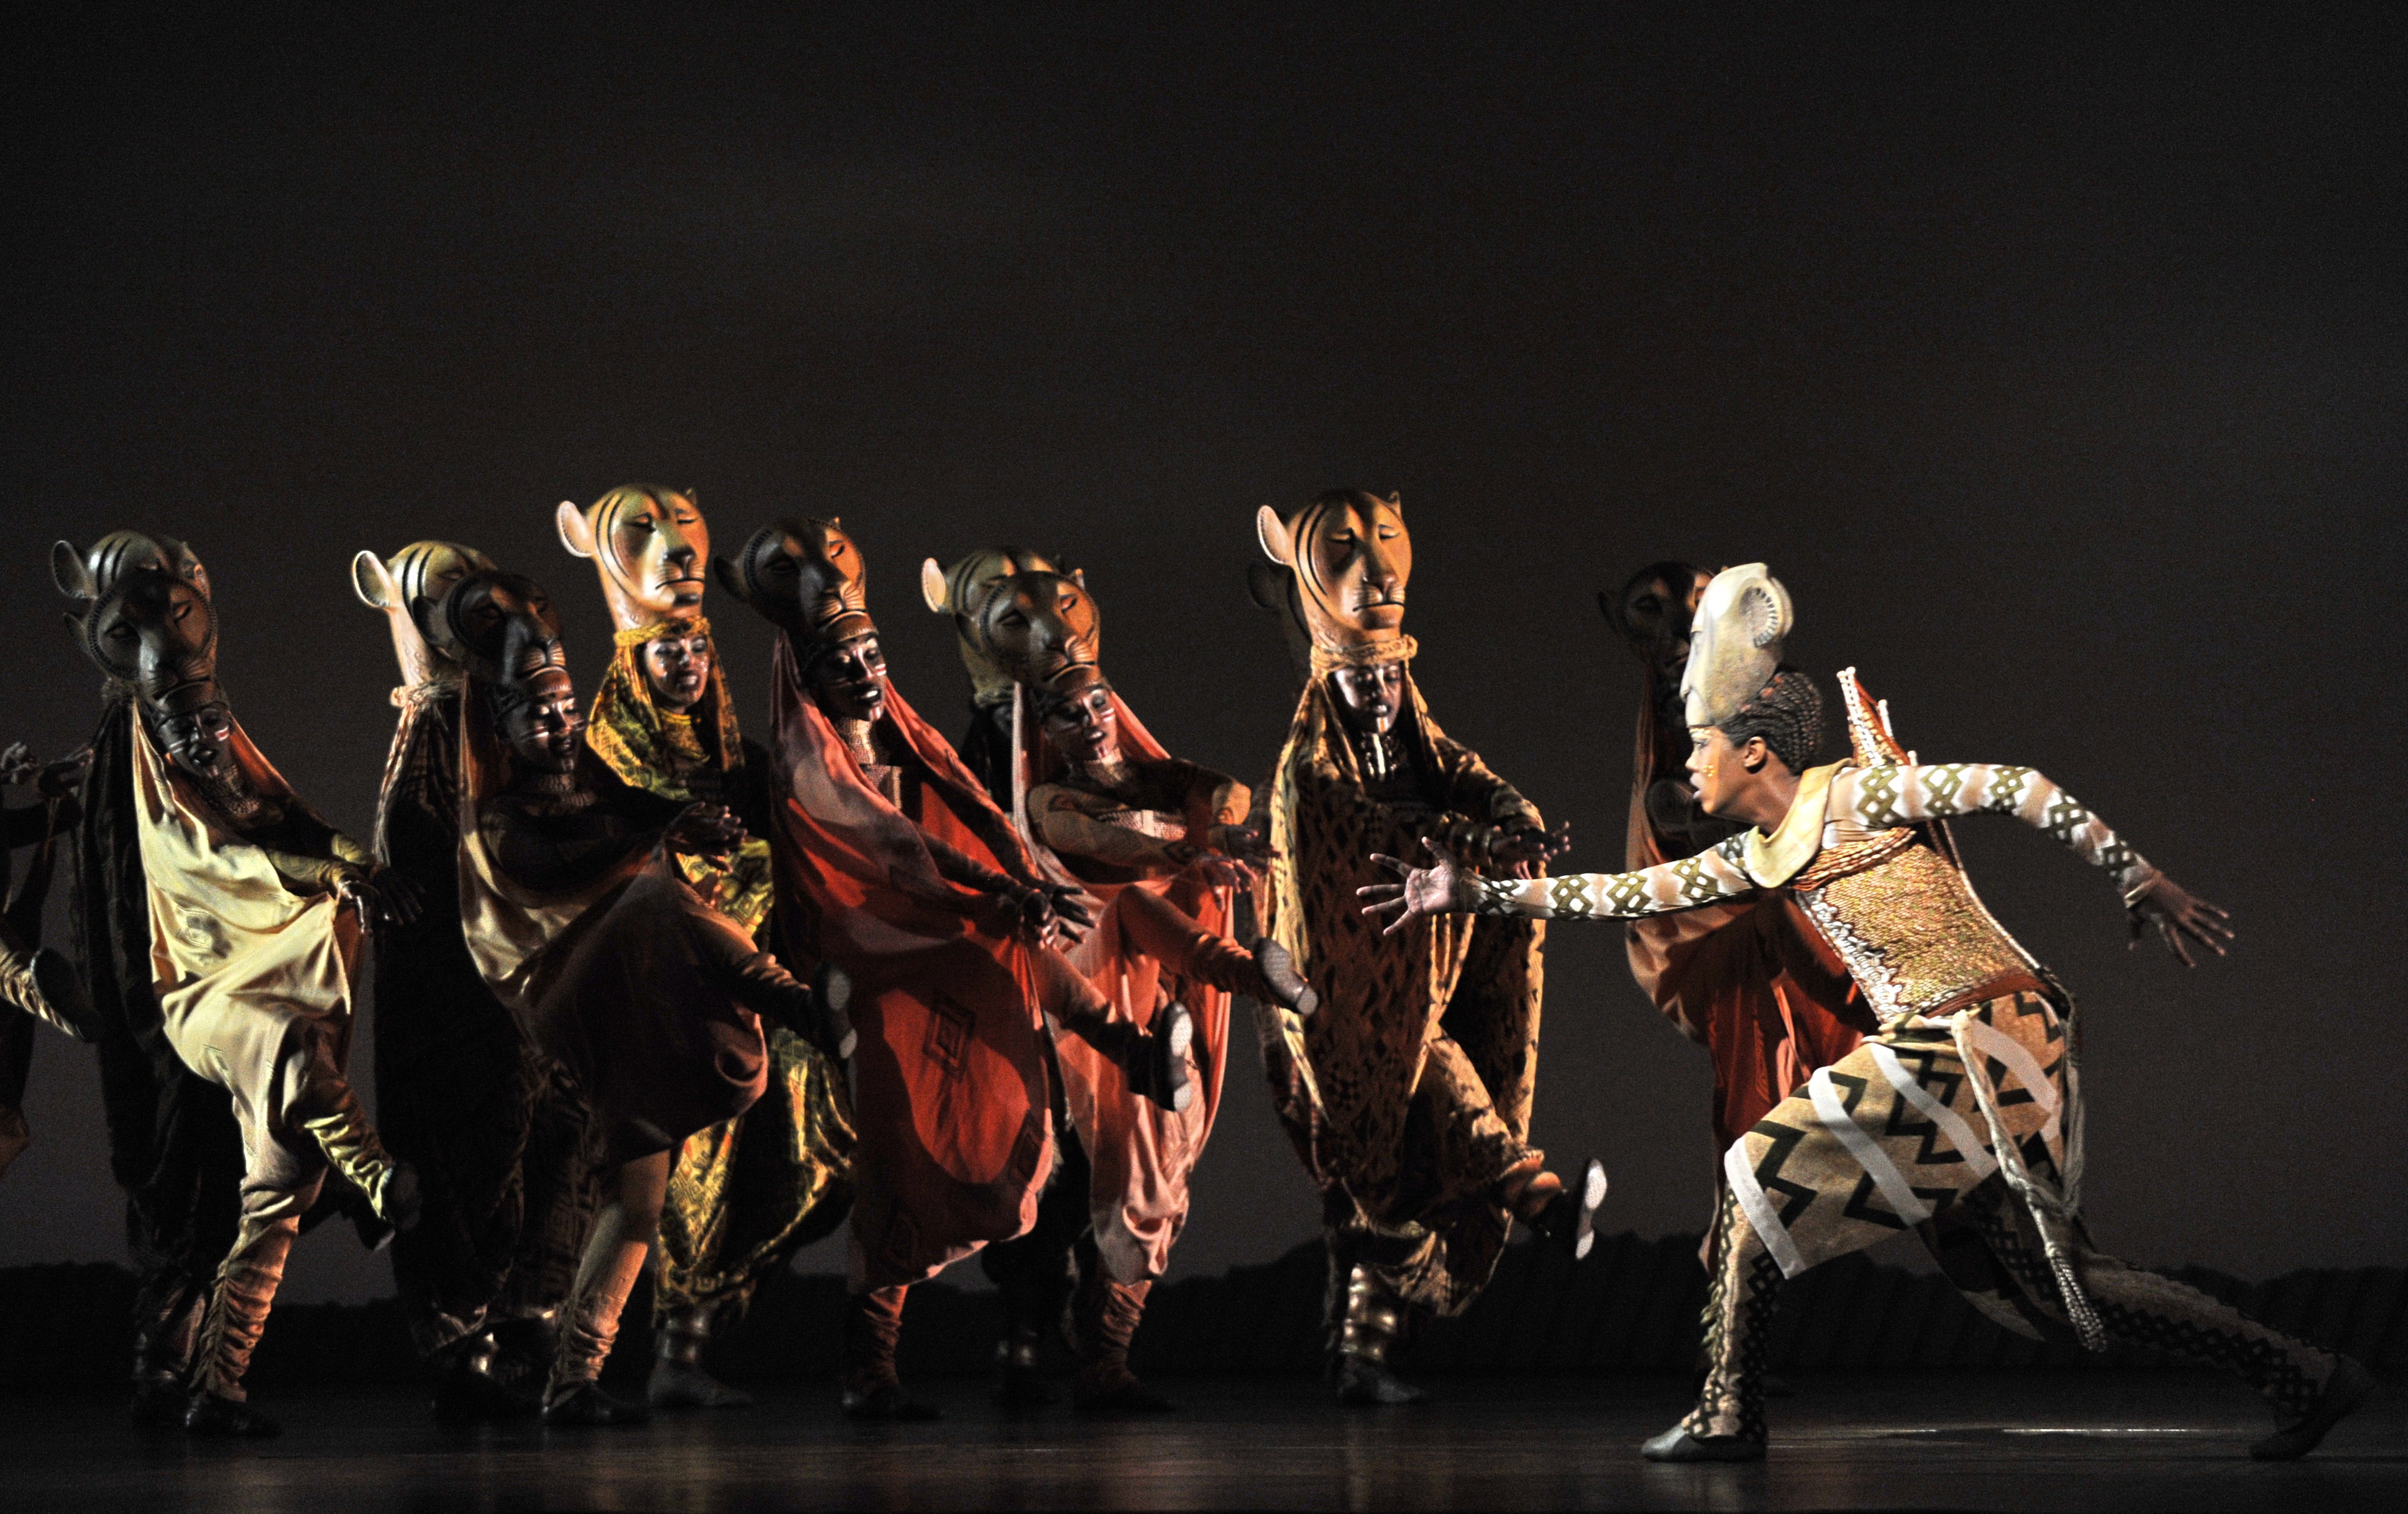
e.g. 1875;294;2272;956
1836;763;2159;900
1469;834;1756;920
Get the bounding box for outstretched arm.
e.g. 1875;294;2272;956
1833;762;2233;965
1358;833;1756;934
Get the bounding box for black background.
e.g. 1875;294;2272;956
3;4;2401;1305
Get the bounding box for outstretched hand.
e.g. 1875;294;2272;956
2127;875;2234;967
1040;882;1095;946
1489;821;1572;879
2;742;90;796
1355;837;1470;937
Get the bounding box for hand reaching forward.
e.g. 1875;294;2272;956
1487;822;1572;880
1356;837;1473;937
2127;874;2234;967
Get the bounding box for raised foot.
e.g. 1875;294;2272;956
541;1380;651;1426
841;1383;942;1421
185;1391;281;1437
1525;1158;1609;1260
1133;1001;1196;1114
1252;938;1319;1019
1333;1358;1427;1406
1641;1425;1763;1462
2251;1357;2373;1461
646;1360;755;1410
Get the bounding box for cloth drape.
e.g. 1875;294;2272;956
764;635;1054;1291
1005;687;1229;1283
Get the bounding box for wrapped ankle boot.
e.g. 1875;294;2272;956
185;1216;300;1437
648;1301;754;1409
291;1045;421;1244
1071;1272;1170;1413
542;1243;650;1426
1330;1264;1424;1406
130;1283;208;1427
841;1286;939;1421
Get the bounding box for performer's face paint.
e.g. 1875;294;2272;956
807;633;889;723
1328;662;1405;735
1687;725;1787;822
641;629;713;713
1040;684;1120;766
154;700;239;784
501;668;585;774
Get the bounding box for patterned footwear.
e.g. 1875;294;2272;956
648;1304;753;1410
1331;1265;1426;1405
1250;938;1319;1019
1522;1160;1609;1260
2251;1357;2373;1461
1641;1425;1763;1462
1138;1001;1195;1113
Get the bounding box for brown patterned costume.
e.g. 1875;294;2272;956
1253;492;1552;1391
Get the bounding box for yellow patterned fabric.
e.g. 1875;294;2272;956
583;617;773;932
656;1026;854;1314
580;615;855;1318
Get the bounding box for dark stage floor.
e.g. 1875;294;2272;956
2;1372;2399;1513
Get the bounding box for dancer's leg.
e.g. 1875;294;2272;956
542;1149;668;1426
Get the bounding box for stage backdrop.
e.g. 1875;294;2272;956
2;5;2400;1306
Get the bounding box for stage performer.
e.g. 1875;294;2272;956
942;556;1318;1410
1252;489;1598;1407
434;564;849;1426
1;738;92;1177
1362;562;2373;1463
715;516;1191;1421
1606;562;1870;1152
559;486;854;1411
353;541;598;1421
920;544;1064;802
52;531;423;1436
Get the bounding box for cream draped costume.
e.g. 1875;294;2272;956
129;718;406;1405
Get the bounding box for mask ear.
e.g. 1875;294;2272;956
920;557;949;613
1740;584;1787;648
52;541;94;608
352;551;399;610
1256;505;1296;567
711;555;748;604
557;500;597;558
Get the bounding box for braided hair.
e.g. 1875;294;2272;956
1719;665;1824;774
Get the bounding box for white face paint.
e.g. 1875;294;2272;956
1680;562;1794;729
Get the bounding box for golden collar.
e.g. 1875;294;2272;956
1742;761;1845;888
